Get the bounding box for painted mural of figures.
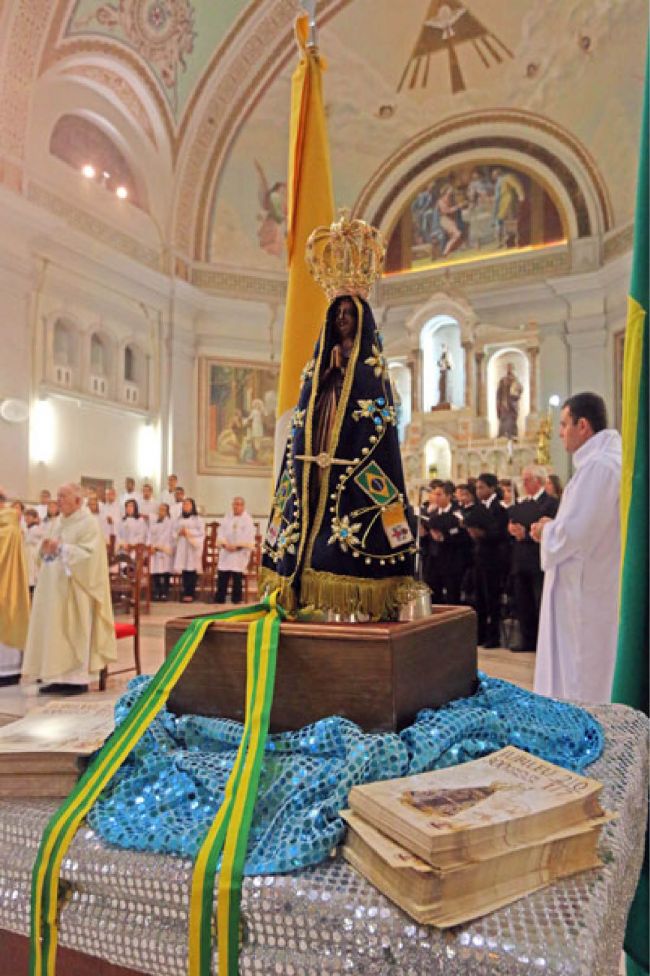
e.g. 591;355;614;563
254;159;287;257
436;184;464;255
492;166;525;247
241;399;266;461
496;362;523;439
437;344;453;406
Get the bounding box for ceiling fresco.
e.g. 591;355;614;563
0;0;645;275
65;0;251;118
208;0;646;271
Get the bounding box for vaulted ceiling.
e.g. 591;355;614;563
0;0;645;276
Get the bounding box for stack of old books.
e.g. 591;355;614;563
342;746;612;927
0;699;115;798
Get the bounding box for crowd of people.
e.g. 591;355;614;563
0;392;621;707
5;475;257;606
419;466;561;652
0;478;257;695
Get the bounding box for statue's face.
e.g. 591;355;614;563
335;300;356;341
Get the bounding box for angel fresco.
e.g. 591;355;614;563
254;159;288;258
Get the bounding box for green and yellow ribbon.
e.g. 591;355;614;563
30;592;284;976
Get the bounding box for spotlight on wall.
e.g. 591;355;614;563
138;423;160;480
115;185;128;200
548;394;561;408
30;398;56;464
81;164;96;179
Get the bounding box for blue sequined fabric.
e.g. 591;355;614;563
88;673;604;874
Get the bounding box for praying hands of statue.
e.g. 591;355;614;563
331;344;344;370
508;520;526;541
530;516;552;543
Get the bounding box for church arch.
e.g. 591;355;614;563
353;110;612;264
424;435;452;481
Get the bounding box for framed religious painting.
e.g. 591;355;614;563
198;357;279;476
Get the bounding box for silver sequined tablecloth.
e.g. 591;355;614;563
0;703;646;976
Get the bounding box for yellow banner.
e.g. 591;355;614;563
276;15;335;444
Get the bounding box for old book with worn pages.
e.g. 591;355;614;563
347;746;606;870
0;700;115;797
342;809;608;927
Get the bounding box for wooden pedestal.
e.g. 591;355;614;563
165;606;477;733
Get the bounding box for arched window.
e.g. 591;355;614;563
124;345;135;383
49;114;143;209
91;334;107;375
53;320;72;366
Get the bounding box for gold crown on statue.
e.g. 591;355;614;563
306;209;386;301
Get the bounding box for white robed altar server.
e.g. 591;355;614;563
149;506;175;573
214;496;255;604
117;500;148;550
149;504;175;601
174;498;205;602
532;394;621;703
22;483;116;693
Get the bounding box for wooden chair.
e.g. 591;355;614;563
243;523;263;603
201;520;220;600
99;544;144;691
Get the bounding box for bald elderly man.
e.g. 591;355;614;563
22;483;116;695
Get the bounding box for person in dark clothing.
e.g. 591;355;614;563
454;483;478;605
418;479;442;583
425;482;465;604
466;473;509;647
507;465;559;652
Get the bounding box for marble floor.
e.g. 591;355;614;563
0;600;535;721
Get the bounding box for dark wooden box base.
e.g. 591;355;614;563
165;607;477;733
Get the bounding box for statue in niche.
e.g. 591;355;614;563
496;361;523;439
436;344;453;407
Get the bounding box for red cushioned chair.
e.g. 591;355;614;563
99;544;143;691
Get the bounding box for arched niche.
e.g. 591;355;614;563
388;361;411;443
425;435;452;480
420;315;464;411
50;317;79;388
89;330;113;397
487;348;530;440
121;341;148;407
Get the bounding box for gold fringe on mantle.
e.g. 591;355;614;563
258;566;416;621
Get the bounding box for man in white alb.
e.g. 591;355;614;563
22;483;116;695
531;392;621;702
100;486;121;542
214;496;255;604
160;474;179;508
139;483;158;522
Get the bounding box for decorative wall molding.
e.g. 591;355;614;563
376;246;571;306
26;181;160;270
190;266;287;301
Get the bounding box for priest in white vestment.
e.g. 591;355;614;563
214;496;255;604
532;393;621;703
22;483;116;695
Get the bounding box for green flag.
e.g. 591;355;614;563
611;44;649;976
